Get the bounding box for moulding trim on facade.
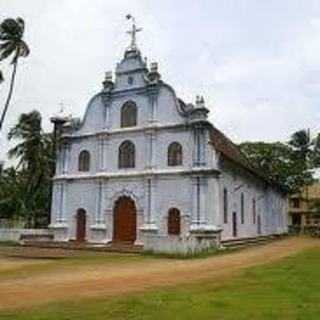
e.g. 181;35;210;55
53;167;220;182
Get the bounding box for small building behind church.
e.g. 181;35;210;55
50;21;288;254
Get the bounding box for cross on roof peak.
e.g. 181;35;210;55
126;14;142;51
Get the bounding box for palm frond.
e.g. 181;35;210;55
0;44;15;61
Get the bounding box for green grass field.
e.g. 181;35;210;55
1;247;320;320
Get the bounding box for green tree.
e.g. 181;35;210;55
0;17;30;131
240;130;317;193
3;111;54;227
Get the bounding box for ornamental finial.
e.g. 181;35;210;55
126;14;142;50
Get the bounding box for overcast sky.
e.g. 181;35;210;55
1;0;320;160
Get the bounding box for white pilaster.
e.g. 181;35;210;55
140;177;158;232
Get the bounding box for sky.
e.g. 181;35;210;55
1;0;320;161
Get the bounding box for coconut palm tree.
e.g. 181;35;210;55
289;129;312;162
6;110;54;227
0;17;30;131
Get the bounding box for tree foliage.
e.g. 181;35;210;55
0;17;30;131
0;111;54;227
240;129;319;193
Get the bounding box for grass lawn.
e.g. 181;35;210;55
1;246;320;320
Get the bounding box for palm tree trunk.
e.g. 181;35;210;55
0;60;18;131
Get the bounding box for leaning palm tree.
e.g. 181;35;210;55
0;17;30;131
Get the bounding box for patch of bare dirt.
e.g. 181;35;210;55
0;237;318;310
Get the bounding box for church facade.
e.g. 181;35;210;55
50;24;288;254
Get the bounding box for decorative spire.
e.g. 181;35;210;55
190;95;209;122
126;14;142;51
102;71;114;91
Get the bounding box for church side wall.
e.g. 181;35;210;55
218;160;288;240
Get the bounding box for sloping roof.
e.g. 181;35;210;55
209;125;286;193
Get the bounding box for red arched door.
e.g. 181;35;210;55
76;209;86;242
113;196;137;243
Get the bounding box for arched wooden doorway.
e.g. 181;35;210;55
76;209;86;242
113;196;137;243
168;208;181;235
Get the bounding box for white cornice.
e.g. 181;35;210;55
62;122;199;140
53;167;220;181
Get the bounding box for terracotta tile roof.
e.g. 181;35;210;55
209;125;285;192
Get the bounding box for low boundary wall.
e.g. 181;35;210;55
0;229;51;242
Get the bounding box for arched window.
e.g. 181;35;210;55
168;208;181;235
168;142;183;166
119;140;135;168
121;101;137;128
78;150;90;172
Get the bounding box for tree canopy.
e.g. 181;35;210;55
0;17;30;131
0;110;53;227
240;129;319;193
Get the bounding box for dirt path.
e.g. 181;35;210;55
0;237;319;310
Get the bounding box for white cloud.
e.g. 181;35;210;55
1;0;320;163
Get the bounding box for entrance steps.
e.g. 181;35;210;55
221;234;285;250
22;240;143;254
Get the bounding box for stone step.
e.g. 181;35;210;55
221;235;277;249
22;241;143;254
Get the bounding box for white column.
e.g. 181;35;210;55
95;181;103;223
105;105;110;129
191;176;208;228
152;95;158;122
148;94;158;123
193;125;207;167
102;93;111;130
200;177;208;224
141;177;158;231
147;178;152;224
151;133;156;168
58;182;66;222
145;129;156;169
191;177;200;225
61;146;67;174
98;138;103;171
65;144;71;173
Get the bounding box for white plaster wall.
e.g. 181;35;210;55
155;176;193;235
142;234;219;255
67;138;100;174
52;175;200;243
218;162;288;240
77;95;105;134
63;128;195;175
156;86;186;124
74;84;186;137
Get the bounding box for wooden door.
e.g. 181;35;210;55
232;211;237;237
113;196;137;243
168;208;181;235
76;209;86;242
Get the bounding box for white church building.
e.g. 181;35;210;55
50;20;288;254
